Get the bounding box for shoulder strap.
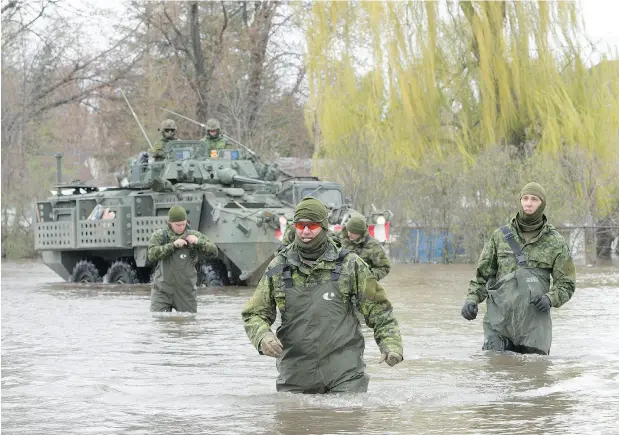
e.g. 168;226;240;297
500;226;527;266
265;261;294;288
266;264;285;278
331;249;350;281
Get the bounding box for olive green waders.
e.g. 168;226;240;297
151;245;198;313
483;226;552;355
267;250;369;394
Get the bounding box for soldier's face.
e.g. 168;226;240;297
163;128;176;140
208;129;218;138
169;220;187;234
347;231;361;241
521;195;542;215
295;220;322;243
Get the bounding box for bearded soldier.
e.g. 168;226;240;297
242;196;403;394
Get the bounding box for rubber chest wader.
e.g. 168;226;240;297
151;229;198;313
266;249;368;394
483;226;552;355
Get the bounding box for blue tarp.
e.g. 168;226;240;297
390;229;463;263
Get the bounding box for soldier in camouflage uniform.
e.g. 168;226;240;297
242;196;403;394
148;206;218;313
461;182;576;354
201;118;228;152
339;214;391;281
152;119;180;160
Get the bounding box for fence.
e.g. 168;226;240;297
388;225;619;265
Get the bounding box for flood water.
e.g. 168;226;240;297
2;261;618;434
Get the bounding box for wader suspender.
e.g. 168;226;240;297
162;228;190;244
500;226;528;267
266;249;351;288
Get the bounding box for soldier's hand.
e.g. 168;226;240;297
173;238;188;248
461;301;478;320
260;333;283;358
379;352;403;367
186;235;198;245
531;295;551;312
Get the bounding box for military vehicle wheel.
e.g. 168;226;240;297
198;262;226;288
70;260;101;283
106;261;138;284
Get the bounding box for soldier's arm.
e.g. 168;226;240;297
352;256;403;356
369;244;391;281
547;241;576;308
465;232;498;304
241;273;277;352
151;139;163;152
190;230;218;258
147;229;175;262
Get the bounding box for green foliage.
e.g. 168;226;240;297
304;1;619;218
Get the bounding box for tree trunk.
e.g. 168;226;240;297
246;2;276;133
189;2;209;135
595;218;617;265
583;210;596;265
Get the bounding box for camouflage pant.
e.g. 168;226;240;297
150;288;197;313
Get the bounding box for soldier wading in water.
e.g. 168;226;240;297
461;182;576;355
242;196;403;394
148;206;218;314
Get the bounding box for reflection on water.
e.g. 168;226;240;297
1;261;618;434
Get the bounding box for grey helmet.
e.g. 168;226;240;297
160;119;177;139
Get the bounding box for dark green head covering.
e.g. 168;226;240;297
346;215;367;234
293;196;329;260
294;196;329;230
516;182;546;232
520;182;546;203
168;206;187;222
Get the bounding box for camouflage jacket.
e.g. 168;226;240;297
338;231;391;281
242;240;403;356
147;227;218;264
466;218;576;308
201;136;228;151
152;137;178;153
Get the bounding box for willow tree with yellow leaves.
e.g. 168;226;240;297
303;1;619;263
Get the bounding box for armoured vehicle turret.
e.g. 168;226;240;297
34;141;293;286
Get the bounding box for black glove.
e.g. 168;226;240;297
531;295;551;312
461;301;478;320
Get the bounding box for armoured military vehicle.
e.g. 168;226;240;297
34;142;292;287
275;178;393;244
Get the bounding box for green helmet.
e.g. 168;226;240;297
205;118;221;130
160;119;177;131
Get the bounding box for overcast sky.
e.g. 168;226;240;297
62;0;619;64
580;0;619;60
